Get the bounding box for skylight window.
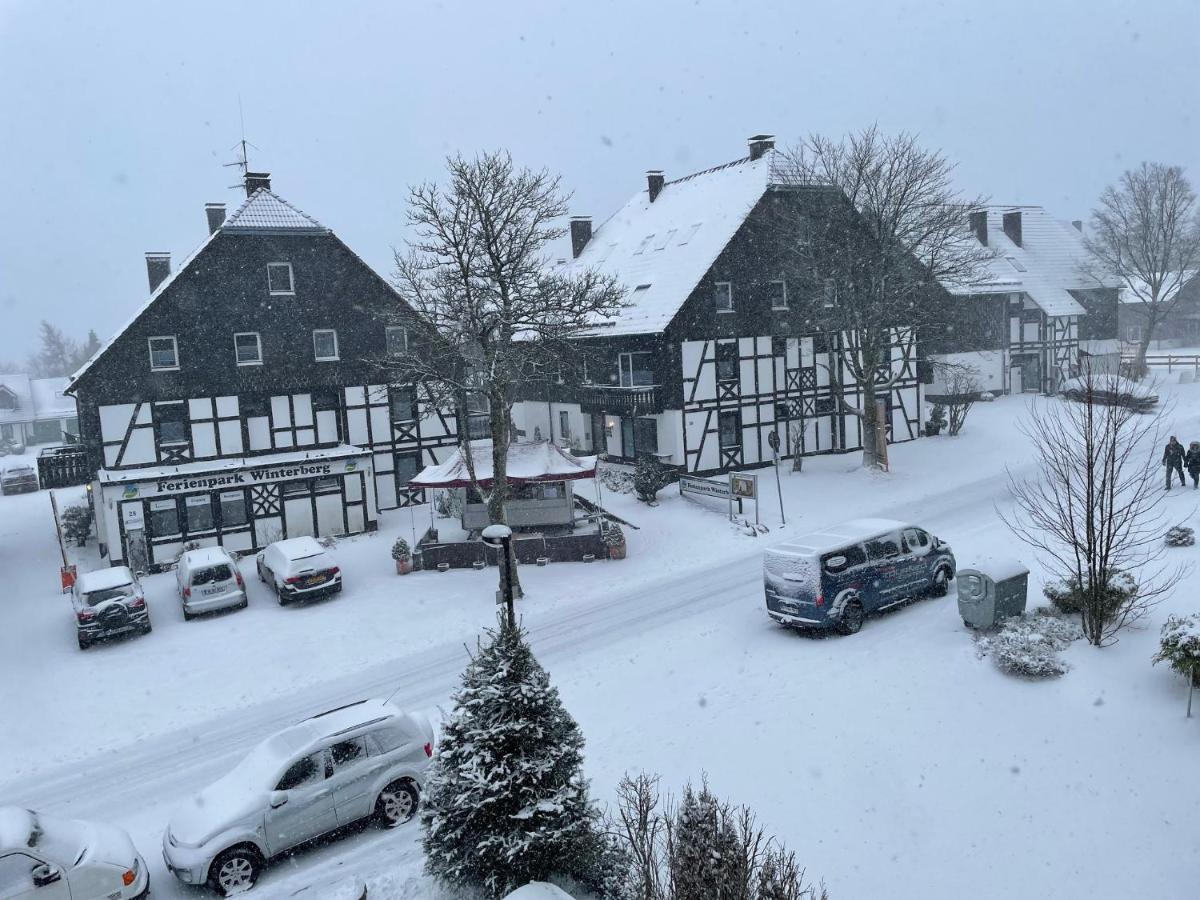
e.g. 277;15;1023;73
631;284;651;296
654;230;677;251
678;223;702;246
1006;256;1027;272
633;234;655;255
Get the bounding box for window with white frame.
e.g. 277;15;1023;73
769;279;788;310
267;262;294;295
234;332;262;365
385;325;410;357
148;336;179;371
823;279;838;308
313;329;339;361
714;281;733;313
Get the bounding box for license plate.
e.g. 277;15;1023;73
303;575;327;587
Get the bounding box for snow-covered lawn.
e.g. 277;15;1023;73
3;389;1200;899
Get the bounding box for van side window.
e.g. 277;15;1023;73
823;545;867;572
865;534;902;560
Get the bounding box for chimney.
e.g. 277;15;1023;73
570;216;593;259
145;252;171;293
646;170;665;202
748;134;776;161
1071;219;1083;233
1002;210;1023;247
968;210;988;246
244;171;271;197
205;202;226;235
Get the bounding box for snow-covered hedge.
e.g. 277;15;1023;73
976;610;1083;678
1153;614;1200;687
1165;525;1195;548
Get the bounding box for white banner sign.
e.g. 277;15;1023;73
679;475;731;500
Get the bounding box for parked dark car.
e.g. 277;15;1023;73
1059;374;1158;412
72;566;152;649
1;460;39;494
763;517;956;635
256;536;342;605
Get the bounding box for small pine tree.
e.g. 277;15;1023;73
633;454;668;503
668;782;744;900
422;617;619;898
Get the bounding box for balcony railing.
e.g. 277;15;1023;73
578;383;662;415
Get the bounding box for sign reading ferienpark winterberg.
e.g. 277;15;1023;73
678;475;732;500
680;473;761;523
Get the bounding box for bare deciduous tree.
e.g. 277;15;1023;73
776;127;990;469
385;151;624;596
1000;363;1186;646
933;359;981;436
1085;162;1200;378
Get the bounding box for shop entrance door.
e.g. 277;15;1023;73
283;489;315;538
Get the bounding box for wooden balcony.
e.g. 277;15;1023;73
578;383;663;415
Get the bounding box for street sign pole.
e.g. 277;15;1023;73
768;430;786;526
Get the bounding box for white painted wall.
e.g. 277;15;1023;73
928;350;1007;394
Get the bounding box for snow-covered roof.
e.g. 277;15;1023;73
30;378;75;418
950;207;1117;317
410;440;597;488
97;444;368;484
69;187;330;390
566;152;781;336
76;565;137;593
222;187;328;233
771;517;912;557
0;806;35;850
1118;270;1199;305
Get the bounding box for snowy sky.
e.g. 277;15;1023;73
0;0;1197;363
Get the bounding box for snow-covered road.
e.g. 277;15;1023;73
1;469;1017;898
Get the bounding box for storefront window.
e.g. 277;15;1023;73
390;386;417;423
282;480;310;496
185;495;214;532
313;477;340;492
219;490;248;528
148;498;179;536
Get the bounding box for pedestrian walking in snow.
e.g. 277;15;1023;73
1185;441;1200;489
1164;436;1186;490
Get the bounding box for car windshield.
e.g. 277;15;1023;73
27;812;88;865
84;585;134;606
192;564;233;585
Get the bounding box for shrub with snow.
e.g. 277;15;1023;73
1043;571;1137;617
599;465;635;495
976;610;1083;678
1153;614;1200;688
633;454;670;504
422;618;621;898
1165;525;1195;548
391;537;411;561
60;503;92;547
601;522;625;549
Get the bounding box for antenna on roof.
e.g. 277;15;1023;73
223;96;261;189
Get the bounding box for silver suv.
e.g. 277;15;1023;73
176;547;247;619
163;698;434;896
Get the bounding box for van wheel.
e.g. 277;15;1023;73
77;635;90;651
376;779;419;827
834;596;864;636
930;567;952;597
209;846;262;896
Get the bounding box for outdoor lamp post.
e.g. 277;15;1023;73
480;523;515;627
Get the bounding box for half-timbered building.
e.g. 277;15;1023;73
67;173;458;571
512;137;923;474
927;207;1120;397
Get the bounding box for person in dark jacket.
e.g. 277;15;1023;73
1185;441;1200;489
1164;436;1186;489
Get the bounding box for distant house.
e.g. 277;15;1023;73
1116;272;1200;348
0;374;79;445
928;207;1120;396
512;135;924;474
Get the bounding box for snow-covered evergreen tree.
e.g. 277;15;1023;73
422;616;620;898
668;782;745;900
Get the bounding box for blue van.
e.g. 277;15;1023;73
763;517;955;635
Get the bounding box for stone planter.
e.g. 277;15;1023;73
608;544;627;560
395;558;412;575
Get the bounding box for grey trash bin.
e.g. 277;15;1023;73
957;557;1029;629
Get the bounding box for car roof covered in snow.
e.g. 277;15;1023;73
76;566;137;593
504;883;577;900
302;698;408;739
270;536;329;560
180;546;237;569
1;460;35;472
769;517;911;557
0;806;35;850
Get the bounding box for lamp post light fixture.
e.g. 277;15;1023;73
480;523;515;626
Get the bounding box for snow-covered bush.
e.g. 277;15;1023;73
601;522;625;550
1042;571;1137;618
1165;525;1195;547
633;455;670;504
608;773;828;900
1153;614;1200;688
924;404;947;436
60;503;92;547
599;465;635;495
976;610;1083;678
433;489;464;520
422;618;621;898
391;537;411;561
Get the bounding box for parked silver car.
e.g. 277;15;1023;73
177;547;248;619
0;460;39;494
163;699;433;896
72;566;152;650
256;536;342;605
0;805;149;899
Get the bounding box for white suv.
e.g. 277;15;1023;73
163;698;434;896
256;536;342;605
0;806;149;899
